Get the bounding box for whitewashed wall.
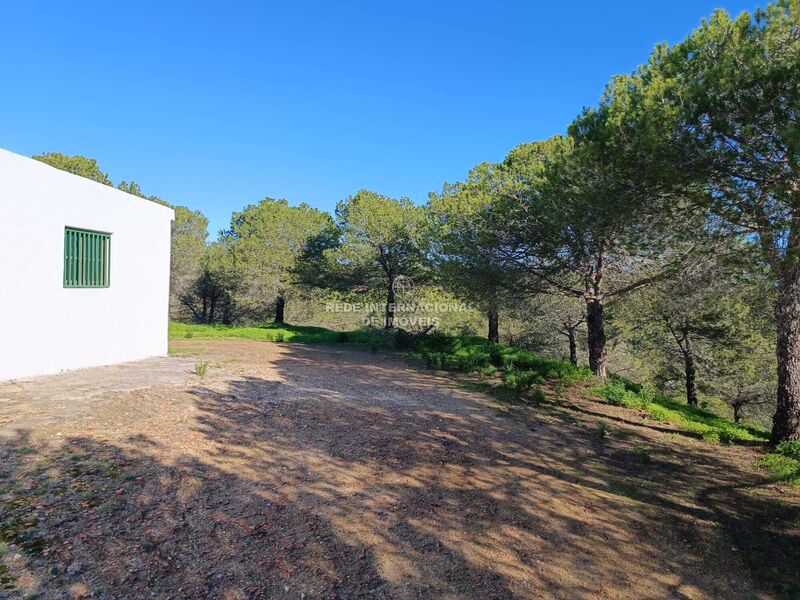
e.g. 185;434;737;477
0;148;174;380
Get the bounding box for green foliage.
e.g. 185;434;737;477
170;322;394;350
501;369;545;397
222;198;335;322
634;447;651;464
775;440;800;459
32;152;112;185
629;1;800;440
427;162;514;319
413;333;592;385
592;376;769;444
527;386;547;404
170;206;210;320
614;257;776;426
757;453;800;488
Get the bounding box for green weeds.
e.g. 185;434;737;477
170;322;394;350
592;376;768;445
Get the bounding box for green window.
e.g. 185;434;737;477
63;227;111;288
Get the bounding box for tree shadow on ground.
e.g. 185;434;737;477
0;341;798;599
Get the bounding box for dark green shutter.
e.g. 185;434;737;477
63;227;111;288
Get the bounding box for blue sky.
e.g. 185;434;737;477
0;0;757;237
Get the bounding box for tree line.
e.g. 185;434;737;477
35;1;800;442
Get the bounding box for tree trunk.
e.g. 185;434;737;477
275;292;285;324
385;280;396;330
568;327;578;366
209;297;216;324
683;343;698;407
487;307;499;343
771;277;800;442
733;403;742;424
201;296;208;323
585;298;607;378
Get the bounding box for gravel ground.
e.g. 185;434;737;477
0;339;798;599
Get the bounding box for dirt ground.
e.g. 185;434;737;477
0;339;798;599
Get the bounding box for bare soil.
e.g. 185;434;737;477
0;339;798;599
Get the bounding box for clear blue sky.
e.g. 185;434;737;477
0;0;757;237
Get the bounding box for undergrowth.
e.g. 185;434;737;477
758;441;800;488
592;377;800;488
169;322;394;350
412;332;592;399
592;376;768;445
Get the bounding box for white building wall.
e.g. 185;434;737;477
0;148;174;380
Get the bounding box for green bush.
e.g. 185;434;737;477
412;334;592;384
634;446;651;464
776;440;800;458
758;453;800;487
594;378;650;409
502;369;545;396
528;386;547;404
592;377;768;445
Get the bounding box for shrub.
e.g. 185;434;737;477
478;364;498;378
488;346;505;368
184;331;194;339
648;405;671;421
593;378;649;409
336;332;350;344
593;376;769;445
598;379;628;406
776;440;800;458
758;453;800;487
424;330;454;352
634;446;651;464
194;361;209;377
528;386;547;404
717;430;734;445
412;334;592;384
273;332;285;342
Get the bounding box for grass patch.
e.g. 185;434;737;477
170;322;394;350
758;440;800;488
591;376;768;445
413;333;592;384
758;453;800;487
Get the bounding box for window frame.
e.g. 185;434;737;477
63;227;112;288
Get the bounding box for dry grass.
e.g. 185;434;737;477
0;339;797;599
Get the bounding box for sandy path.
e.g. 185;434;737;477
0;339;797;599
